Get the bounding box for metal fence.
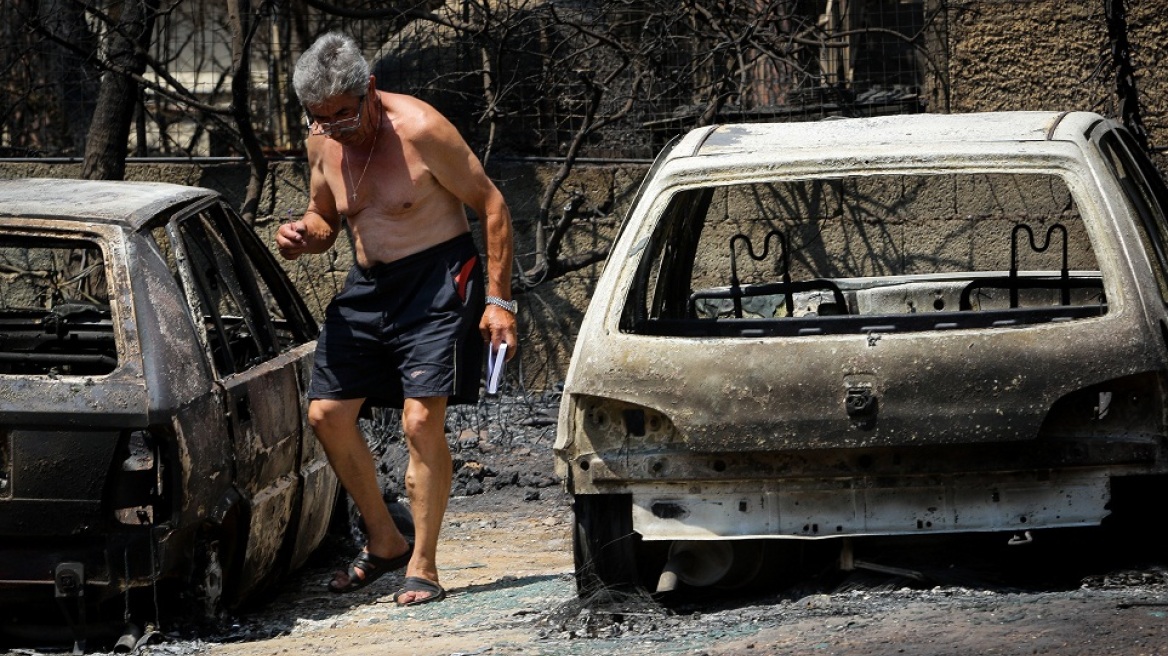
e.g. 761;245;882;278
1;0;936;161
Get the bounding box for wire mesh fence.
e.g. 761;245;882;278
1;0;938;161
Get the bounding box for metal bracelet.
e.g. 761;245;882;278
486;295;517;313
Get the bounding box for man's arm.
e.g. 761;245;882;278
414;104;518;357
276;140;343;260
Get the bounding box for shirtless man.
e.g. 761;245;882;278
278;32;517;606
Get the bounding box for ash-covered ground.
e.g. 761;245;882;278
8;389;1168;656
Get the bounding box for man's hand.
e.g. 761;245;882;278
480;304;518;361
276;220;309;260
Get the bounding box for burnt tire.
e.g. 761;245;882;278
572;493;642;597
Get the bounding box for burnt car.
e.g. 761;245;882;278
0;179;336;645
556;111;1168;594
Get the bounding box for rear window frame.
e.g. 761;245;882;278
618;162;1111;338
0;225;124;378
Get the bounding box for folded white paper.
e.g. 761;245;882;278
486;342;507;394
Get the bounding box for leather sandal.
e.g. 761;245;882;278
328;544;413;594
394;576;446;606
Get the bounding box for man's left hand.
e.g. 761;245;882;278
480;305;518;360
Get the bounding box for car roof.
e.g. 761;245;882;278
0;178;217;230
679;111;1110;159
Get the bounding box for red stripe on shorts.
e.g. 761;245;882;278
454;255;477;301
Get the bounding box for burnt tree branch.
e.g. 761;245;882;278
1104;0;1150;151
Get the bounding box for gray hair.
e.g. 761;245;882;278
292;32;370;106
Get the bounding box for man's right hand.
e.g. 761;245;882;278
276;219;309;260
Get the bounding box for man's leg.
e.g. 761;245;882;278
308;398;412;571
396;395;451;603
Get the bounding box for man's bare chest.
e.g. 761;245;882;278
327;148;436;216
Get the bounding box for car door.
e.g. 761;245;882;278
167;201;325;598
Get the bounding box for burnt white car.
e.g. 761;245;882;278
556;112;1168;594
0;179;336;646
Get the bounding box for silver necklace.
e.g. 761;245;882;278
344;112;380;201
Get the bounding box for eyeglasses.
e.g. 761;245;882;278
304;96;365;136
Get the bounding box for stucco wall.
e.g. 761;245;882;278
946;1;1111;115
944;0;1166;164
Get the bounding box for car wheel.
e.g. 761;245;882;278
572;493;645;597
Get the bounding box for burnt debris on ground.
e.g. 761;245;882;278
360;386;563;502
330;386;565;547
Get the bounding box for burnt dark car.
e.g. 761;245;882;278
0;179;336;646
557;112;1168;595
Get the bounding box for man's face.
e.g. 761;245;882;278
304;93;365;141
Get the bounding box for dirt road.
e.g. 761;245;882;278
191;484;1168;656
201;490;577;656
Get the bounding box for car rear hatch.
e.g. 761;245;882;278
566;154;1166;456
0;222;153;588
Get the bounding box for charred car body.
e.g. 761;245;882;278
0;179;336;645
556;112;1168;594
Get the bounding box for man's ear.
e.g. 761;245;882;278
368;75;377;93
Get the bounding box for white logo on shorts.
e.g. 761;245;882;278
410;369;427;379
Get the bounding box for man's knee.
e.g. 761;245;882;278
402;398;443;433
401;412;432;441
308;398;362;439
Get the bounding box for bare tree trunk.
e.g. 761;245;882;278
227;0;269;224
82;0;159;180
40;0;99;156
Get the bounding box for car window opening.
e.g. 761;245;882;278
0;236;117;376
621;172;1107;337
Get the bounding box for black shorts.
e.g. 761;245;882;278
308;232;485;409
